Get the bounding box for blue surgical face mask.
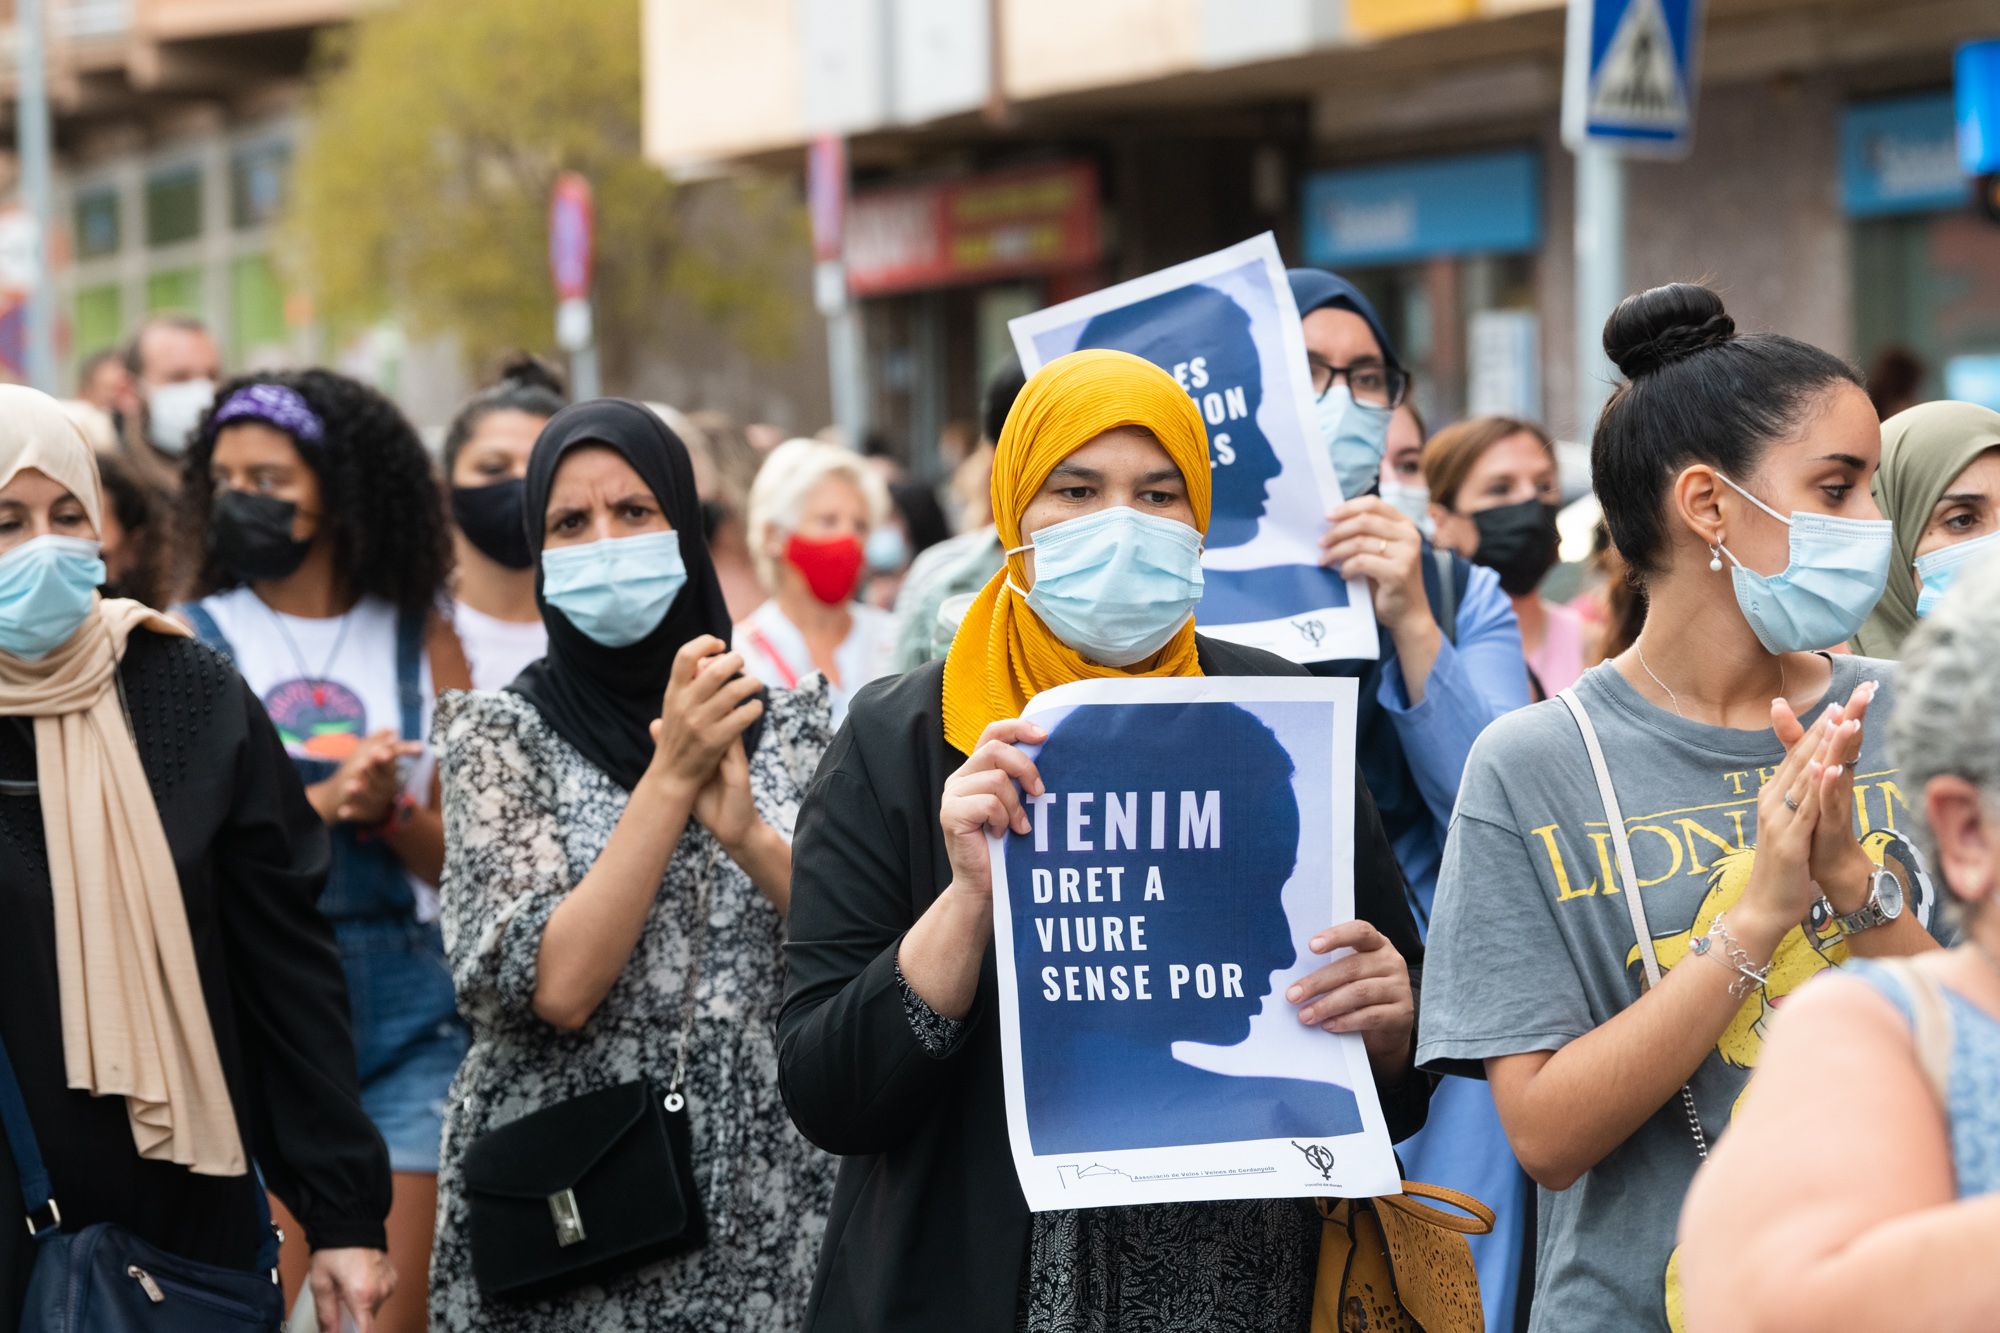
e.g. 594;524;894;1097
1380;479;1434;536
1715;472;1893;654
1007;507;1204;667
865;524;910;573
1317;384;1394;502
540;530;687;648
0;535;105;660
1914;529;2000;618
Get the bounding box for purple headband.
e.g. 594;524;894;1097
210;383;326;446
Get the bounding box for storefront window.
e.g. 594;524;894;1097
1842;93;2000;412
73;284;122;358
1300;148;1542;431
230;253;288;364
1853;210;2000;411
1347;252;1538;429
74;189;119;260
144;165;202;247
145;267;202;316
231;142;291;230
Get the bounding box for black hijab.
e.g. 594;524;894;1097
508;399;757;789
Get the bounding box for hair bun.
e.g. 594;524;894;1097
494;352;567;399
1603;282;1736;379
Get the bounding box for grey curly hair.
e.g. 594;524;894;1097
1890;545;2000;880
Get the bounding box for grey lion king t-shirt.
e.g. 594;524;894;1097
1416;655;1945;1333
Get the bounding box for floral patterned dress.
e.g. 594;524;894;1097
428;682;837;1332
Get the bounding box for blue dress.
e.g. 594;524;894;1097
1849;960;2000;1197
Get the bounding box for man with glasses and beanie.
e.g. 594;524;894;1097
1287;267;1537;1331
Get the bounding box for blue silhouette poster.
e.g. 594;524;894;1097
1010;233;1378;664
987;677;1400;1211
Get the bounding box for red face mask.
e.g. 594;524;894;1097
785;532;866;604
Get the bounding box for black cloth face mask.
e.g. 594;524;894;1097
452;478;534;570
212;489;314;583
1470;498;1562;597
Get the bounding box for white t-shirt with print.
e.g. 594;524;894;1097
194;586;439;913
452;598;548;693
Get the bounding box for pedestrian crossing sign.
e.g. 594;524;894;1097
1562;0;1705;157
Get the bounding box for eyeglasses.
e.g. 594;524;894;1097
1309;357;1410;410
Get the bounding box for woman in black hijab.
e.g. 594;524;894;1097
428;400;838;1332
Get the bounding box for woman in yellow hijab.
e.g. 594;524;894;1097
778;349;1427;1333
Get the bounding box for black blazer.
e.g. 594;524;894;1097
777;636;1430;1333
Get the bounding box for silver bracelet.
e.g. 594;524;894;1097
1688;912;1770;999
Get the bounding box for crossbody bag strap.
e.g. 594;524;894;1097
743;627;800;691
0;1018;279;1272
0;1029;59;1237
1556;685;1711;1158
1556;688;1658;984
664;840;720;1110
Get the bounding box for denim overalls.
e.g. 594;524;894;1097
182;601;467;1172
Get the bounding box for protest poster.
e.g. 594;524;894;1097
986;676;1401;1212
1010;233;1379;664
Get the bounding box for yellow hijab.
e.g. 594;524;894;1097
941;349;1211;755
0;385;243;1176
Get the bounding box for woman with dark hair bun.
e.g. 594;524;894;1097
443;355;567;691
175;367;472;1333
1417;283;1947;1330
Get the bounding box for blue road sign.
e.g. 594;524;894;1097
1561;0;1705;158
1960;40;2000;177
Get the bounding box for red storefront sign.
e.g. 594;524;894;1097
845;162;1101;296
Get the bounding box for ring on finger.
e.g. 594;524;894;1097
1784;768;1813;813
1376;538;1388;556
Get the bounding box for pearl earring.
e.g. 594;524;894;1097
1708;544;1724;573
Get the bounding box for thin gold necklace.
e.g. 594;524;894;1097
1634;641;1784;724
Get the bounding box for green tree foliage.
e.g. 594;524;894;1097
285;0;804;384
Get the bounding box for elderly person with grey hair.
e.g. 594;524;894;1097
734;438;896;724
1678;551;2000;1332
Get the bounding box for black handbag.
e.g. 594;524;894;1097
0;1031;285;1332
460;846;718;1300
461;1079;705;1299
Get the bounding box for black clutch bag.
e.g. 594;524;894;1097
461;1079;705;1300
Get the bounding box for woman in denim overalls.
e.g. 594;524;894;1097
174;370;471;1333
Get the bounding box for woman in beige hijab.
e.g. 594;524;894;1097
0;385;394;1332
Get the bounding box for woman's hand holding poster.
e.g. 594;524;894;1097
986;677;1400;1212
1010;232;1378;664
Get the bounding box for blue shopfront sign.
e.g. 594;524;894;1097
1300;149;1541;269
1962;40;2000;176
1841;93;1965;218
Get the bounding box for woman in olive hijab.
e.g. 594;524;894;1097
1851;401;2000;658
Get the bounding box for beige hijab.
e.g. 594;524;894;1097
0;385;243;1176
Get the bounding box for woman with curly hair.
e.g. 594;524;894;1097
174;368;471;1333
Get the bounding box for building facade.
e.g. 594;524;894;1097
0;0;469;407
644;0;1999;466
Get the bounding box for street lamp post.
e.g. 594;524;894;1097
16;0;56;392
